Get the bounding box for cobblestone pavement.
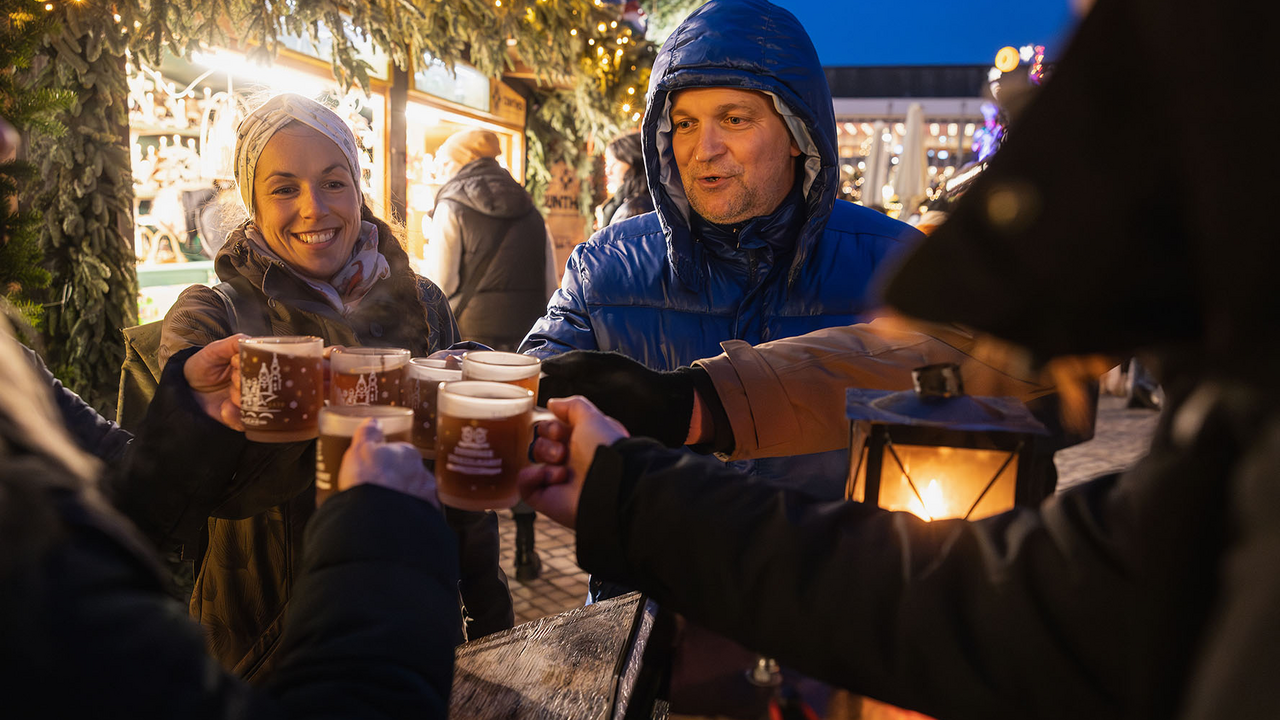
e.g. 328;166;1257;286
496;513;589;624
500;395;1163;625
1055;395;1162;490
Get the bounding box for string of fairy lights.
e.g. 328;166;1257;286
31;0;655;129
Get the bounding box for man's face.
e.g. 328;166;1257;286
670;87;800;225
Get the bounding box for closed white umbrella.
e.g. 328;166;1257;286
894;103;928;219
863;120;891;209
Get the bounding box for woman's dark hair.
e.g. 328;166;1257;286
600;132;649;224
608;132;648;201
360;204;433;349
607;132;644;169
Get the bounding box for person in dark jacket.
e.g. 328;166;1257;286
521;0;923;505
0;318;459;719
517;0;1280;717
424;128;556;351
596;131;653;229
18;342;133;463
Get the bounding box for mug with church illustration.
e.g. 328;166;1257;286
434;380;537;511
330;347;410;407
238;336;325;443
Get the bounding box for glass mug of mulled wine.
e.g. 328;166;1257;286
435;380;546;511
402;358;463;459
460;351;541;397
330;347;410;407
314;406;415;506
239;336;325;443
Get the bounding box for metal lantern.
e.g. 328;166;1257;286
846;363;1052;522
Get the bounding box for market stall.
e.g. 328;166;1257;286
128;35;527;324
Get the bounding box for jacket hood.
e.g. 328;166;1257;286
642;0;837;290
434;158;534;220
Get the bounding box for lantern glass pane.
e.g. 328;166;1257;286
849;443;1019;521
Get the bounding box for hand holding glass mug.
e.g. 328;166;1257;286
326;416;440;509
517;396;630;529
184;333;249;431
316;405;415;505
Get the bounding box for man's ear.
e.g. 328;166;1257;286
790;140;801;158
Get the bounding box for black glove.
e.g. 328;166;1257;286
538;351;695;447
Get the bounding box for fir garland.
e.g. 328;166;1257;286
1;1;71;342
31;2;137;410
21;0;705;410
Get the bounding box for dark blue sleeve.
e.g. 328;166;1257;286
21;343;133;463
418;275;463;351
518;245;599;358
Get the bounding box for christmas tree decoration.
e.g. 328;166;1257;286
0;0;71;340
16;0;702;411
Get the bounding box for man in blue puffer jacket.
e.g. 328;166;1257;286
521;0;923;502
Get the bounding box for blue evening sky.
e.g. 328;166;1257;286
770;0;1081;67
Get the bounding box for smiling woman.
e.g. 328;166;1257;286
252;125;363;282
154;93;513;681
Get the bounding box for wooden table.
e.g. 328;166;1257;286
451;592;670;719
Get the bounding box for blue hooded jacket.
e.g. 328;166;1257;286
520;0;922;494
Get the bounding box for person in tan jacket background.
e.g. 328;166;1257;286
537;316;1087;467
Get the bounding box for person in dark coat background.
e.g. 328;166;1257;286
424;129;557;351
516;0;1280;718
596;131;653;229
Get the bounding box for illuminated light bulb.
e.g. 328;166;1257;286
588;38;595;45
134;20;141;27
622;103;631;112
495;0;501;6
597;22;606;31
114;13;121;21
610;20;617;27
632;112;641;121
938;150;949;159
948;122;959;136
929;123;939;135
596;45;604;55
627;87;635;95
45;2;52;9
570;28;578;35
939;135;947;143
965;123;975;136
